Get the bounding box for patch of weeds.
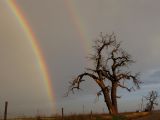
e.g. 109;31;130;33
96;116;103;120
112;115;126;120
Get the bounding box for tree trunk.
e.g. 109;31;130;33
103;88;117;115
111;82;118;114
150;101;153;111
97;80;117;115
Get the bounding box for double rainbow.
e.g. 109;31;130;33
6;0;91;113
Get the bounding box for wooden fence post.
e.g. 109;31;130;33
4;101;8;120
62;107;64;120
90;110;92;119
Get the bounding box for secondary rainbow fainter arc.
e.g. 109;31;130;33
64;0;91;54
7;0;55;112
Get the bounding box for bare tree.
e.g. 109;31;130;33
144;90;159;112
67;33;141;115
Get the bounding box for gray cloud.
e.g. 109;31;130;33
142;69;160;86
1;0;160;116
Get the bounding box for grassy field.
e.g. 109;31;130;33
7;112;150;120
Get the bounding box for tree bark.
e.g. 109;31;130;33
103;88;117;115
97;80;117;115
111;82;118;114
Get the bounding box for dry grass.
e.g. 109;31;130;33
124;112;150;119
7;112;150;120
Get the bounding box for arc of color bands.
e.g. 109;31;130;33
65;0;91;54
7;0;55;110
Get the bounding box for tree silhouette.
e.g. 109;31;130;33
67;33;141;115
144;90;158;112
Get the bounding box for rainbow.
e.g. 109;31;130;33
6;0;55;111
65;0;91;54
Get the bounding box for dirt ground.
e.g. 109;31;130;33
135;112;160;120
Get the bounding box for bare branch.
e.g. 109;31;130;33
116;96;121;98
117;72;141;89
111;49;134;74
66;72;98;95
95;39;115;71
90;33;116;72
97;89;103;97
117;83;134;92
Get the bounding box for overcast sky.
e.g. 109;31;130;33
1;0;160;117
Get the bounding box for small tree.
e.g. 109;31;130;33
67;33;141;115
144;90;158;112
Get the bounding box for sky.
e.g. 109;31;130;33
1;0;160;117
